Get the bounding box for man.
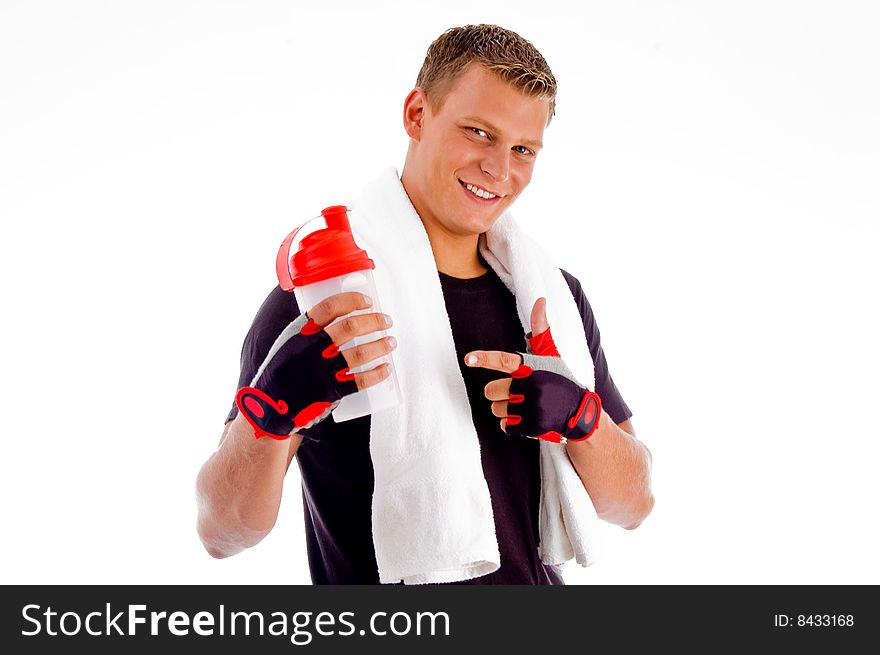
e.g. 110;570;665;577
196;24;653;584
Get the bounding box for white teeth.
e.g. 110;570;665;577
465;183;496;199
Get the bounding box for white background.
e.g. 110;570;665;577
2;0;878;586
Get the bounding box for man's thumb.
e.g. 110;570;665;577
530;297;550;337
528;297;560;357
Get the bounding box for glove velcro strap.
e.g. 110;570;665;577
235;387;294;440
565;389;602;442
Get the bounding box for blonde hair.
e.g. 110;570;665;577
415;24;557;122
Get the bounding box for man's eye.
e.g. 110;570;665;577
470;128;489;138
514;146;534;156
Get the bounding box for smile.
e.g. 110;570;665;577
459;180;502;201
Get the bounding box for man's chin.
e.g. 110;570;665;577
470;208;507;234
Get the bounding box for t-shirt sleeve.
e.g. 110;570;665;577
224;285;302;425
560;269;633;425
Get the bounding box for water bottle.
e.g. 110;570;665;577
275;205;402;422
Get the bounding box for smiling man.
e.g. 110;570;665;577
197;24;654;585
400;63;548;277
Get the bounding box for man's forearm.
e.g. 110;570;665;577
565;413;653;529
196;414;301;558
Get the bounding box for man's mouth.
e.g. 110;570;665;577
459;180;502;201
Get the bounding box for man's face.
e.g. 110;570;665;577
402;64;550;237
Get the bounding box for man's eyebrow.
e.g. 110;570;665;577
461;115;544;149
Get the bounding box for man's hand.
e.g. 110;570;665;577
236;291;396;440
464;298;601;444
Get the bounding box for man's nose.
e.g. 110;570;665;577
480;148;511;183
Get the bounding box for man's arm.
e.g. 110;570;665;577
196;291;395;559
195;416;302;559
474;344;655;531
536;283;653;529
470;296;654;531
565;417;654;530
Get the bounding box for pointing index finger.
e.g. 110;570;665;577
464;350;523;374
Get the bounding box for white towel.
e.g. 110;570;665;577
347;167;602;584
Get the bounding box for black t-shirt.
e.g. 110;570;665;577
226;265;632;584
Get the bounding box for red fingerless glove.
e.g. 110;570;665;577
235;312;358;440
506;328;602;445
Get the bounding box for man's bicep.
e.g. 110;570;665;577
617;418;635;437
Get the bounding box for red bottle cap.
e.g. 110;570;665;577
276;206;375;290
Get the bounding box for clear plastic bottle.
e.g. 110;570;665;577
276;205;402;422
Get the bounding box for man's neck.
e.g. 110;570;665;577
400;172;488;279
425;229;488;279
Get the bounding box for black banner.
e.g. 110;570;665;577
1;585;873;652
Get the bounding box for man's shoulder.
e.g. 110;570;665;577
557;268;597;325
559;267;585;300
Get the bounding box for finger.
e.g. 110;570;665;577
307;292;374;326
352;362;392;392
530;297;550;337
490;400;509;419
340;335;397;369
500;418;507;433
483;377;511;401
325;312;393;345
464;350;522;374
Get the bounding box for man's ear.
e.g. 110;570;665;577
403;87;428;140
